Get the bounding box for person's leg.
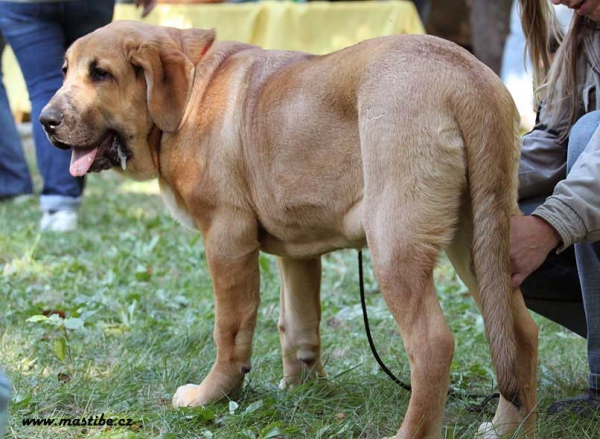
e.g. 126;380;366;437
0;2;82;230
411;0;432;24
530;110;600;416
61;0;114;46
519;197;586;336
566;111;600;394
0;34;33;199
0;369;10;438
37;0;113;229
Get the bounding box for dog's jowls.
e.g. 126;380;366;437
41;21;538;439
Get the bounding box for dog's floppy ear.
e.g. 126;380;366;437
127;28;215;133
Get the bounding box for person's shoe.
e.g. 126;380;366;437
547;389;600;417
40;210;78;232
0;193;33;203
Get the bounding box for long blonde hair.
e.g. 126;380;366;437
519;0;585;136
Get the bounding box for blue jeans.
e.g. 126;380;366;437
0;34;33;199
0;0;114;211
0;369;10;438
520;110;600;391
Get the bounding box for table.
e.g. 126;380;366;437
2;1;423;116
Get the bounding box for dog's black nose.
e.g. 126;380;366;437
39;107;64;134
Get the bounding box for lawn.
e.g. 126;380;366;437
0;138;598;438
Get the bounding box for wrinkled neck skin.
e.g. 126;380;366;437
148;41;261;232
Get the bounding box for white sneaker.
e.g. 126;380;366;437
40;210;78;232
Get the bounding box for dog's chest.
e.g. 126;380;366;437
159;180;198;231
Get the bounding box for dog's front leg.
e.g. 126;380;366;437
173;220;260;408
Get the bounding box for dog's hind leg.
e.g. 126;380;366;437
365;206;456;439
359;93;471;437
446;208;538;439
277;257;326;389
361;138;467;438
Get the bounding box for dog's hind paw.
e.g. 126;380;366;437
278;378;289;390
279;377;301;390
476;422;501;439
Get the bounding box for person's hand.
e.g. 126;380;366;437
510;215;561;289
135;0;157;18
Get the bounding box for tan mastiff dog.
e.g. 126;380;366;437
40;21;538;439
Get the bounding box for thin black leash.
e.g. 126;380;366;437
357;250;499;411
358;250;412;391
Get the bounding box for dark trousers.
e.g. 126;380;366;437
0;1;114;210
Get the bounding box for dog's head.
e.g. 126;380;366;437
40;21;215;180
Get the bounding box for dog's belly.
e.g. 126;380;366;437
259;232;366;259
257;201;366;258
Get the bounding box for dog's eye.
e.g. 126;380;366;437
91;66;112;82
62;64;68;77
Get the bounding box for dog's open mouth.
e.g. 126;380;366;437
70;131;131;177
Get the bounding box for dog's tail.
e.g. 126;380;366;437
460;86;523;409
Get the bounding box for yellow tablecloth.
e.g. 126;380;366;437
2;1;423;115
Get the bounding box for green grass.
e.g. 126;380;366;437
1;149;598;438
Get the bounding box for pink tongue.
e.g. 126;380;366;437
70;147;98;177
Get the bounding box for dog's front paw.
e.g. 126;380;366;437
172;384;205;407
476;422;501;439
172;373;244;408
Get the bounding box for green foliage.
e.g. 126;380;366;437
26;314;85;362
1;161;598;438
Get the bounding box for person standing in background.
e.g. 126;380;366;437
0;0;155;232
0;33;33;202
